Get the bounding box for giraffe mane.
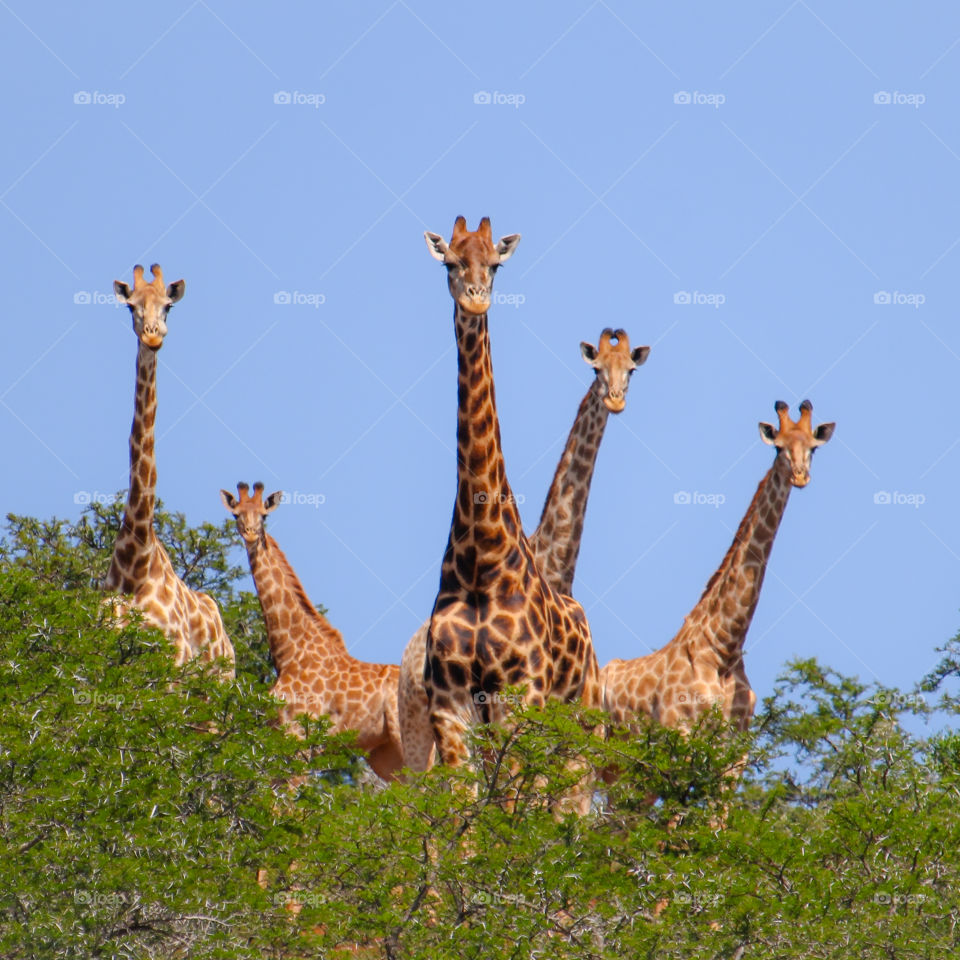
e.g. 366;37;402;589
264;533;349;648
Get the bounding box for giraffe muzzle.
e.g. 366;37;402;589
459;294;491;315
603;394;626;413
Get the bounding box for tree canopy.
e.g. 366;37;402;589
1;500;958;958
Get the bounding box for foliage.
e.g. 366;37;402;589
1;496;272;684
0;503;958;957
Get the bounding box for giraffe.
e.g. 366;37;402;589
106;264;234;676
399;328;650;771
421;216;602;769
221;482;403;780
601;400;835;736
527;328;651;597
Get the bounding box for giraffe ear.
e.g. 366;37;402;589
166;279;185;303
220;489;239;512
495;234;521;262
631;345;651;367
114;280;132;304
425;232;449;261
813;422;836;445
263;491;283;513
758;422;778;445
580;341;599;364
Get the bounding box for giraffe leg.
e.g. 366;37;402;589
429;698;471;767
399;691;437;774
398;624;436;774
565;670;603;815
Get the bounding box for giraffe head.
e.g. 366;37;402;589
759;400;835;487
425;216;520;315
220;482;282;546
113;264;185;350
580;328;650;413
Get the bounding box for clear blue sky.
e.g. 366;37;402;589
2;2;959;707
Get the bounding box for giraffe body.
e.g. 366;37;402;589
222;484;403;780
399;328;649;770
420;217;602;768
106;265;233;675
601;400;835;733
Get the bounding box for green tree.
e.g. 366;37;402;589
1;503;959;958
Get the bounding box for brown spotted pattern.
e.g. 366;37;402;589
222;483;403;781
528;328;650;596
419;217;602;768
105;265;234;676
601;400;835;733
399;327;649;771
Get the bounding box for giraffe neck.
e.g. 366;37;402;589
439;306;526;595
678;457;792;665
245;532;350;676
107;342;159;590
527;379;609;596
